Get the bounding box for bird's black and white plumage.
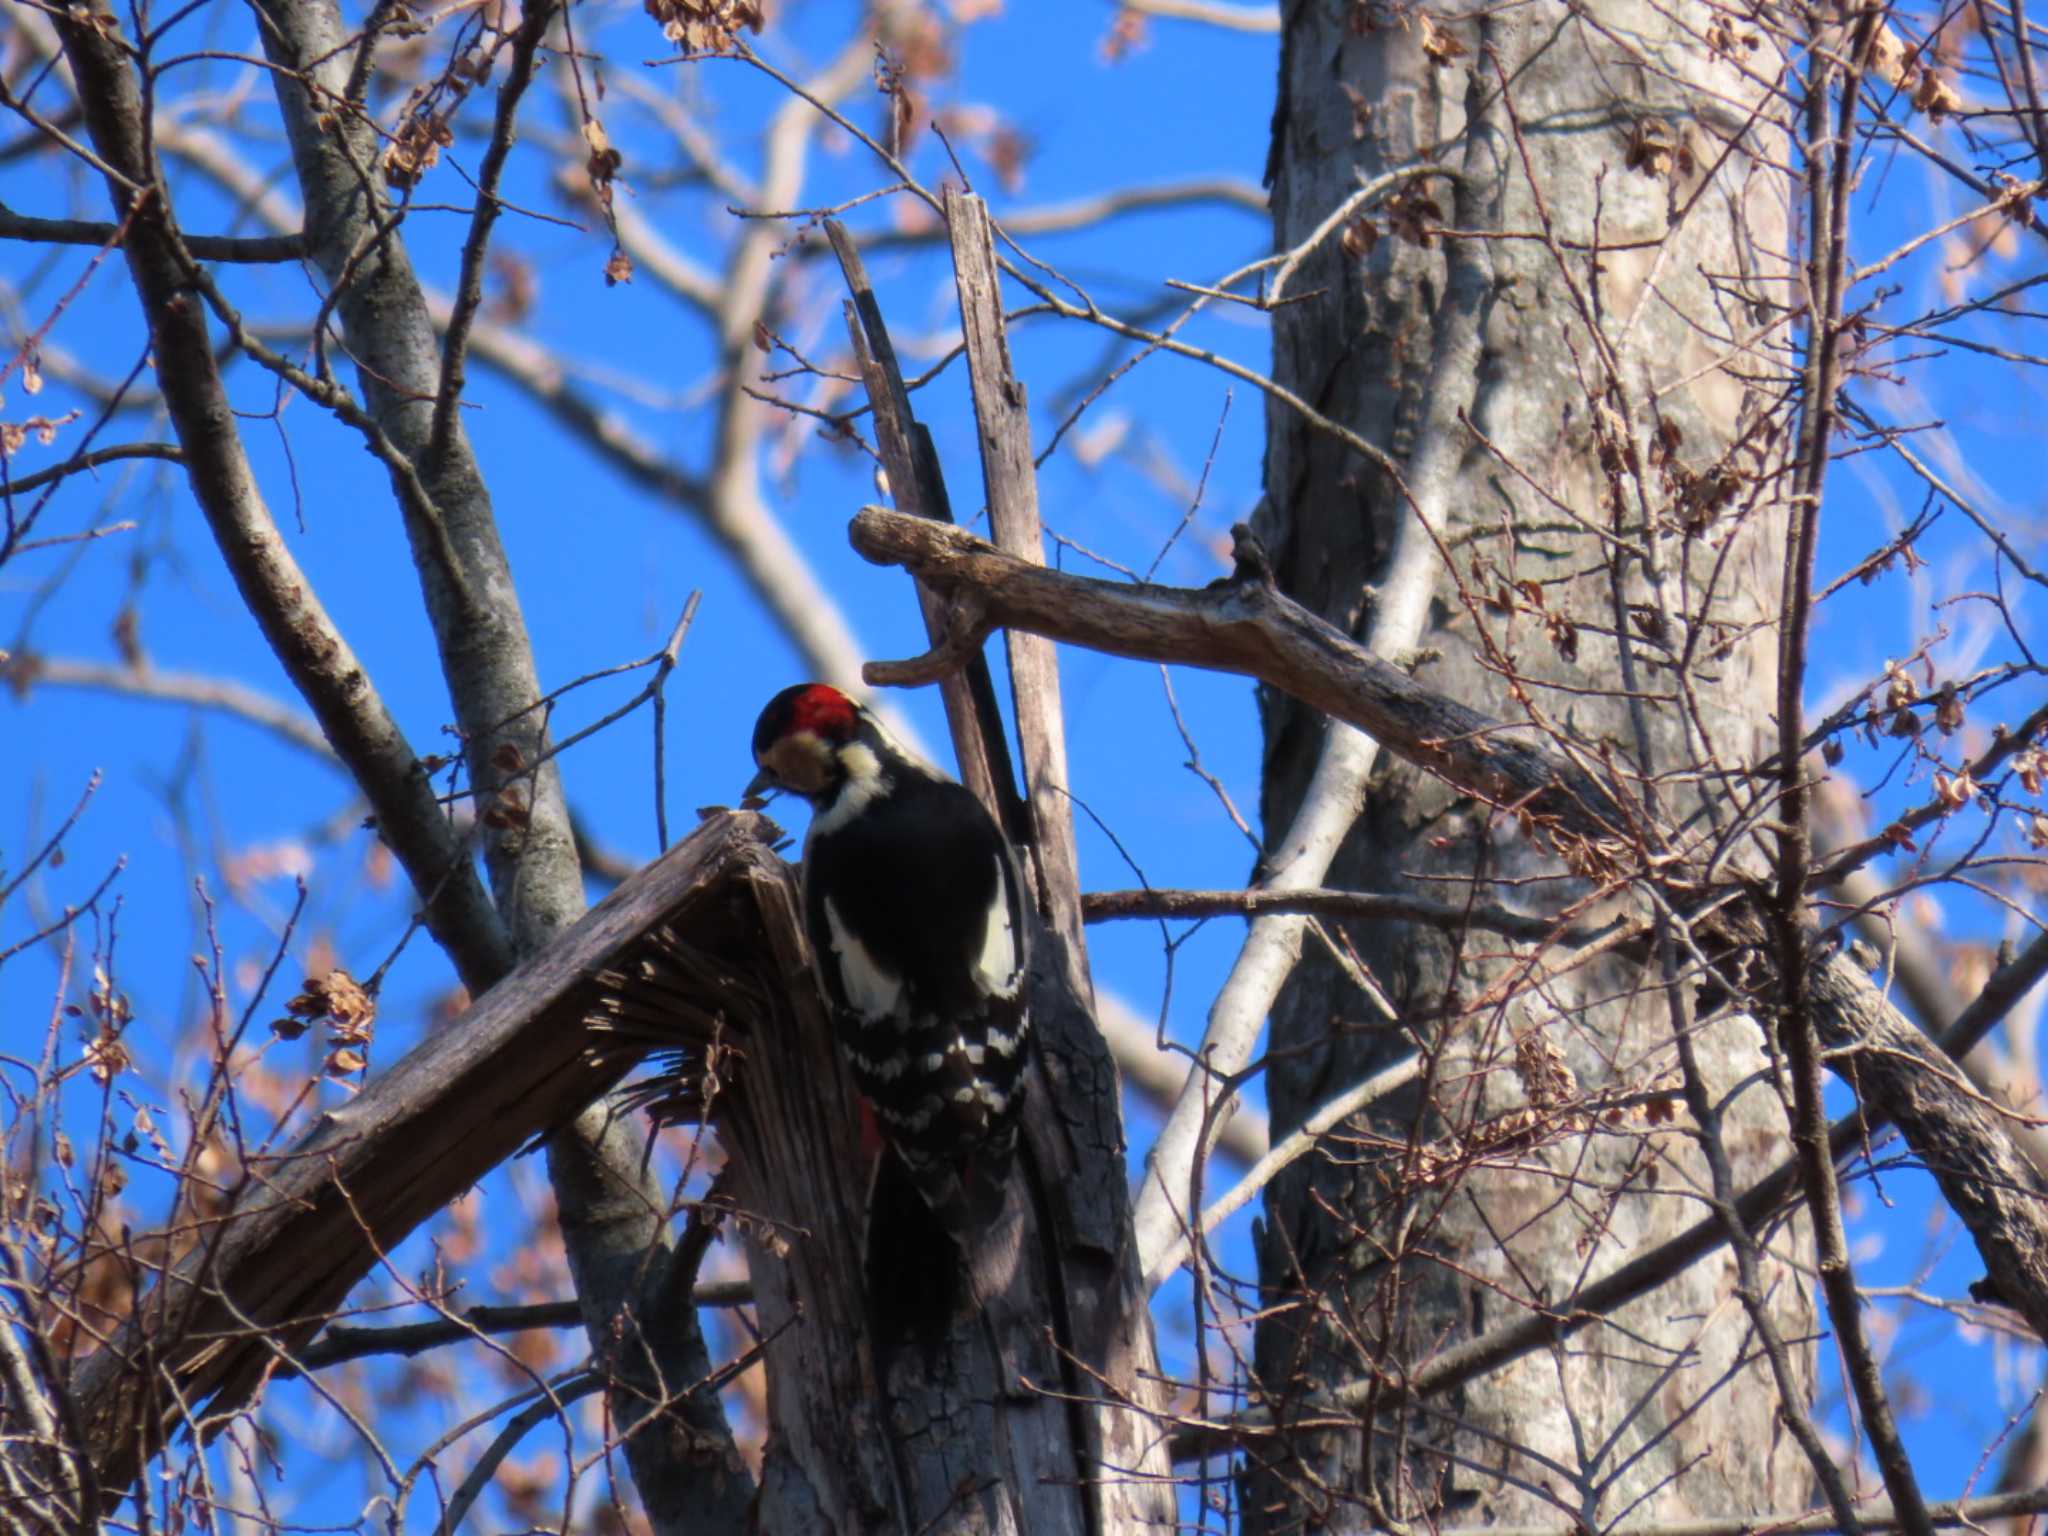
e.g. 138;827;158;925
747;683;1030;1254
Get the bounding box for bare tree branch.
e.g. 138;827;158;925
242;6;748;1525
144;79;905;743
1774;27;1932;1532
1112;0;1279;32
846;176;1269;253
51;0;516;996
431;0;559;461
1081;885;1586;941
946;190;1091;968
850;507;1623;831
0;442;181;499
851;504;2048;1348
0;203;304;261
1164;924;2048;1463
282;1285;753;1374
250;0;582;953
8;656;341;765
1116;93;1502;1273
829;215;1024;818
1142;1051;1421;1291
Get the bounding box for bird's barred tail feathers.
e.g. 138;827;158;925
840;995;1031;1305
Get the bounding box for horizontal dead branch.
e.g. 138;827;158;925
850;506;1628;837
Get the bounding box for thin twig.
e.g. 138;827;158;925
1081;886;1591;942
285;1285;753;1375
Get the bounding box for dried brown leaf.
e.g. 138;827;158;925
1913;68;1961;120
1417;10;1466;64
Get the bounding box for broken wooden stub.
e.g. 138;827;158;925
76;812;812;1496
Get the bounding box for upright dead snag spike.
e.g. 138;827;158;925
941;189;1181;1529
824;219;1022;834
809;221;1118;1536
943;189;1091;988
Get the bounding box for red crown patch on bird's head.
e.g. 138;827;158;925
747;683;867;802
786;683;860;740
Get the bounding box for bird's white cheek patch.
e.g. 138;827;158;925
823;895;905;1021
810;743;886;837
972;856;1023;999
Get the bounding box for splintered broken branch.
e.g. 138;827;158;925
827;217;1027;842
68;813;778;1497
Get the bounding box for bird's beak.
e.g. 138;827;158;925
742;767;778;802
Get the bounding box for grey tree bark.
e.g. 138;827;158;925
1248;1;1815;1530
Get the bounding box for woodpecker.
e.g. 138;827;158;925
746;682;1030;1259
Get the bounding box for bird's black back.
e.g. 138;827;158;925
803;766;1029;1167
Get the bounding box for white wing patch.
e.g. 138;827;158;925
822;894;905;1021
973;855;1023;1000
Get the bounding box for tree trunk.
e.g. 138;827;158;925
1249;1;1814;1530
